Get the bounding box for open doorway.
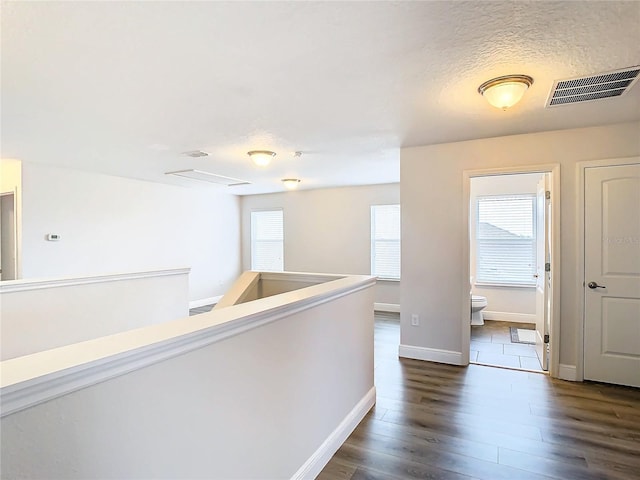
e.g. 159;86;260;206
1;192;18;281
463;165;560;376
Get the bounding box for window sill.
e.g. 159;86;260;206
376;277;400;282
474;282;535;289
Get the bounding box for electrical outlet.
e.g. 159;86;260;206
411;314;419;326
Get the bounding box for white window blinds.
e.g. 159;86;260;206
251;210;284;272
476;195;536;285
371;204;401;280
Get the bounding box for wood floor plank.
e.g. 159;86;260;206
528;403;640;439
334;442;479;480
539;425;640;457
498;447;606;480
316;457;357;480
349;465;408;480
584;449;640;480
342;432;554;480
377;406;556;456
366;407;591;469
381;401;545;441
351;418;499;463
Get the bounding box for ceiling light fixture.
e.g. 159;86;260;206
247;150;276;167
282;178;301;190
478;74;534;110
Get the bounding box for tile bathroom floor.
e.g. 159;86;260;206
471;320;543;372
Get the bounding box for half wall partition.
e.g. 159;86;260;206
1;271;376;479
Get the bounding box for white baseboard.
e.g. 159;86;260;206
189;295;222;309
558;364;578;382
290;386;376;480
482;311;536;324
374;302;400;313
398;344;463;366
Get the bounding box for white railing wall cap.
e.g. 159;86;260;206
1;273;376;417
258;271;346;284
0;268;191;293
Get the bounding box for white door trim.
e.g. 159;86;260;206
462;164;561;378
576;156;640;382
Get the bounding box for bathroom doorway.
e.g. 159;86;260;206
463;165;559;375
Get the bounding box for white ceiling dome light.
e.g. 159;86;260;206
478;75;534;110
282;178;301;190
247;150;276;167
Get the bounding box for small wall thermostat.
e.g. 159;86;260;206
46;233;61;241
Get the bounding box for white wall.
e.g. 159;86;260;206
470;173;542;319
241;183;400;306
401;121;640;368
19;162;241;302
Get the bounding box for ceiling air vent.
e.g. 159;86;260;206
546;66;640;107
165;169;250;186
182;150;209;158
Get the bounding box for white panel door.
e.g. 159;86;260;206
584;163;640;387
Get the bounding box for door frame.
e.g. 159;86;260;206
576;156;640;382
535;174;550;370
462;163;561;377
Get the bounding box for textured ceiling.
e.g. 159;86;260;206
2;1;639;194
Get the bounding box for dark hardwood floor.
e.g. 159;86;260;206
318;314;640;480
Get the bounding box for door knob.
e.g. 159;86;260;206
587;281;606;289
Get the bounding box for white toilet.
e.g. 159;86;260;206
471;295;488;326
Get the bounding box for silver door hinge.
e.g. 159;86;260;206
545;263;551;272
545;191;551;200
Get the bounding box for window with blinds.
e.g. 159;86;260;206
371;204;401;280
251;210;284;272
476;195;536;286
